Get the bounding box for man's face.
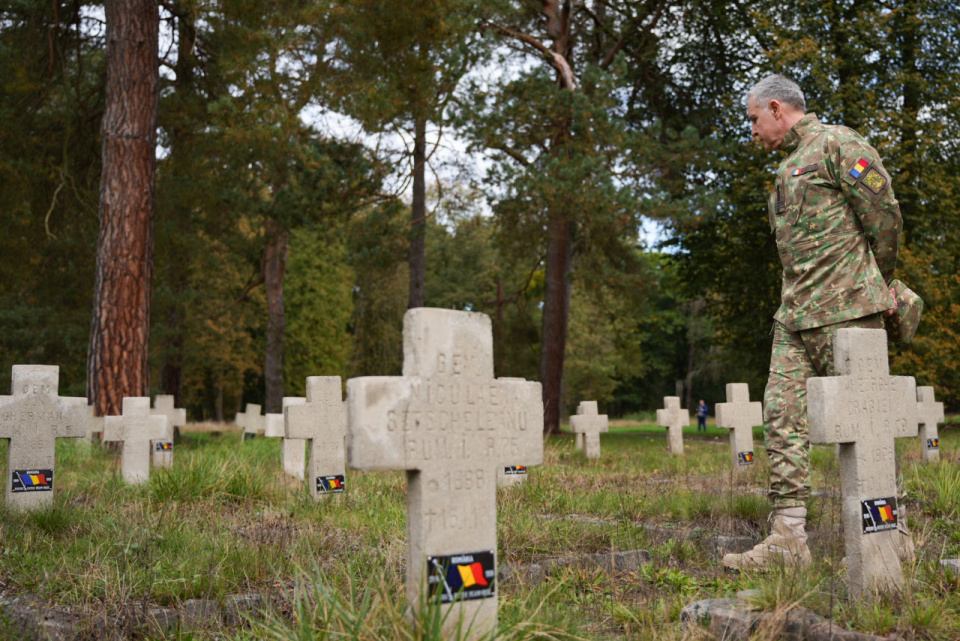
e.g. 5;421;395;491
747;97;783;151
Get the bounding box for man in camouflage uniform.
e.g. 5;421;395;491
723;74;905;570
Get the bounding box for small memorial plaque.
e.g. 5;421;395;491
503;466;526;475
426;551;496;604
927;438;938;450
155;442;173;452
861;497;898;534
243;432;256;441
317;475;345;493
12;470;53;492
737;451;755;465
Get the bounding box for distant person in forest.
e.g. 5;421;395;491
723;74;907;572
696;399;708;432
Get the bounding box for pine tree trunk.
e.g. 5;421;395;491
263;216;288;413
539;211;572;434
87;0;159;417
409;116;427;309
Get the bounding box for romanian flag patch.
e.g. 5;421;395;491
427;551;496;604
155;442;173;452
317;474;345;494
504;465;527;475
927;438;939;450
12;469;54;492
850;158;869;179
738;451;755;465
861;497;898;533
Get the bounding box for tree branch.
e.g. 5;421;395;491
480;22;576;89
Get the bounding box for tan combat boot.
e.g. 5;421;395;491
722;507;812;571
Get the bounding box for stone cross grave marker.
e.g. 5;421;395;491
715;383;762;473
347;308;544;639
265;398;307;479
657;396;688;456
497;378;542;487
286;376;346;497
570;401;608;459
0;365;88;510
151;395;186;468
808;328;917;600
916;387;944;463
237;403;265;440
103;397;168;484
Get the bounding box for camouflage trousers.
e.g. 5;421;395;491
764;314;885;510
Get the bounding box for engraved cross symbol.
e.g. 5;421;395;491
570;401;608;459
808;329;917;600
347;309;543;639
916;387;944;463
103;397;168;484
0;365;87;510
656;396;689;456
715;383;762;472
286;376;346;497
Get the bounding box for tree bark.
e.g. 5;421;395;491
539;211;573;434
262;216;288;413
87;0;159;417
409;115;427;309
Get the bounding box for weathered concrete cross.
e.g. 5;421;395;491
0;365;87;510
570;401;609;459
151;395;186;468
808;328;917;600
715;383;762;473
657;396;688;456
103;397;168;484
265;397;306;479
916;387;944;463
236;403;264;440
347;308;543;639
286;376;346;498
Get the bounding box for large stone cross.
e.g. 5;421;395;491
286;376;346;498
657;396;688;456
151;395;186;468
347;308;543;639
715;383;762;473
103;397;168;484
0;365;87;510
237;403;264;440
570;401;608;459
916;387;944;463
266;397;307;479
808;329;917;600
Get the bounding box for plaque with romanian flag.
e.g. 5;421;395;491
12;469;53;492
737;451;755;466
861;497;898;534
426;550;496;603
317;475;345;493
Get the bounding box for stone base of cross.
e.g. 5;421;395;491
151;395;186;468
103;398;168;484
657;396;688;456
347;308;544;640
808;329;917;600
715;383;762;474
570;401;608;459
0;365;88;510
916;387;944;463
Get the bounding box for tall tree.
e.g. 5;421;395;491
87;0;159;416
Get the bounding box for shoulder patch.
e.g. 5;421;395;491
862;167;887;194
850;158;870;179
791;163;819;177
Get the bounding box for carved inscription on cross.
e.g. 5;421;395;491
237;403;264;440
570;401;608;459
916;387;944;464
0;366;87;510
347;309;543;639
151;395;186;468
103;398;168;484
656;396;689;456
286;377;346;498
808;329;917;600
715;383;762;473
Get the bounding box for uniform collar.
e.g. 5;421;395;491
780;113;819;154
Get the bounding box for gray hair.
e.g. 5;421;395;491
746;74;806;112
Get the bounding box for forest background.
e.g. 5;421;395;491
1;0;958;429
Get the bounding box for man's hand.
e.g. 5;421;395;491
883;287;897;317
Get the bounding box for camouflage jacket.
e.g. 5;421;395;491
768;113;901;331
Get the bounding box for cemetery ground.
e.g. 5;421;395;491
0;418;958;640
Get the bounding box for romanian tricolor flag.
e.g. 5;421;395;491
457;562;488;588
850;158;869;178
878;505;894;522
328;478;342;489
743;452;754;462
20;473;48;487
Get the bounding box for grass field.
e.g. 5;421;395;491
0;418;958;640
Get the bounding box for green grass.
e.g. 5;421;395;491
0;423;957;639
